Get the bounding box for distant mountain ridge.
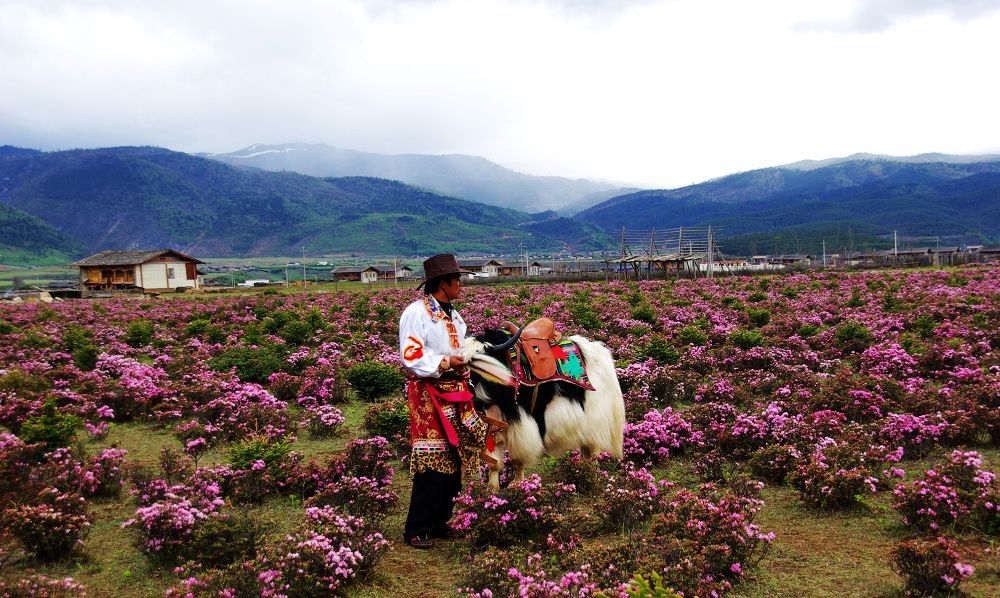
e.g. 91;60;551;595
201;143;628;215
0;146;610;259
782;152;1000;171
575;158;1000;247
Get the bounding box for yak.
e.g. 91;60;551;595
464;327;625;491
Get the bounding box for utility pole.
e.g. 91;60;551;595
707;226;714;279
822;240;827;268
893;231;898;257
301;248;307;288
284;266;289;287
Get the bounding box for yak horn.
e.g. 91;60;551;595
488;324;525;353
502;321;519;335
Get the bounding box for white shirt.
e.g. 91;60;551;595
399;295;467;378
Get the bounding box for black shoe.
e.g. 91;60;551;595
405;534;433;549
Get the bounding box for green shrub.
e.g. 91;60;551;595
626;572;683;598
569;295;602;331
17;329;53;349
0;319;17;334
72;344;99;371
279;320;313;346
720;297;744;310
676;326;708;347
0;368;50;395
796;323;820;338
746;308;771;328
209;346;288;384
728;329;764;350
845;288;864;308
910;315;937;339
20;400;81;449
228;435;293;472
188;514;263;569
185;318;211;337
641;337;680;365
61;325;92;353
834;320;873;352
631;303;657;325
304;308;326;332
363;397;410;439
746;291;767;303
346;361;403;401
780;287;799;299
123;319;154;347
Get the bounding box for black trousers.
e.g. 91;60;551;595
403;469;462;539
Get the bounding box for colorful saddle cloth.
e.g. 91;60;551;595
508;338;595;390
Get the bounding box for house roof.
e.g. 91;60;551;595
332;266;371;274
458;259;502;267
73;249;204;267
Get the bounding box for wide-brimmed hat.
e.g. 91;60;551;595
418;254;473;289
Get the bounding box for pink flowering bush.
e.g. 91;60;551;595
593;464;672;533
450;473;576;548
4;487;91;561
264;506;389;596
623;407;701;465
123;478;226;565
893;449;998;533
879;412;948;459
646;482;774;596
890;535;974;595
788;437;903;510
302;404;345;438
0;574;88;597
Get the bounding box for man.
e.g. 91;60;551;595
399;254;489;549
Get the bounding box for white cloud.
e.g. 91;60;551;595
0;0;997;188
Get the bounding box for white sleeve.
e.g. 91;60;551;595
399;306;447;378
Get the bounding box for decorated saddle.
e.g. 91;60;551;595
506;330;595;391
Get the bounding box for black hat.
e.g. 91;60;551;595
418;254;473;289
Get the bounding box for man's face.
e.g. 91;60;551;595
441;275;463;301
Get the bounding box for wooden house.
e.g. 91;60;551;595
73;249;204;296
458;259;503;277
332;266;377;283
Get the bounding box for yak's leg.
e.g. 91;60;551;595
511;460;525;485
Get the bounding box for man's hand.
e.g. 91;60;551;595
448;355;466;371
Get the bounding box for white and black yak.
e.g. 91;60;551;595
464;328;625;490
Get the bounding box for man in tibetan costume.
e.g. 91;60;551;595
399;254;490;549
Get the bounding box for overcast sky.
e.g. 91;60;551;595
1;0;998;188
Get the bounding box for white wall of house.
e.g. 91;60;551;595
139;260;199;290
361;270;378;283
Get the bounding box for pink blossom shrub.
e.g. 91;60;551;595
788;438;903;510
889;535;974;595
123;478;225;565
450;473;575;548
0;574;88;597
4;487;91;561
593;465;672;533
302;404;345;438
893;449;998;532
646;483;774;596
623;407;700;465
264;506;389;596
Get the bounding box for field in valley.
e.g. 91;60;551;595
0;267;998;596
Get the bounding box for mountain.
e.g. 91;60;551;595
0;146;611;259
0;202;86;265
201;143;627;215
575;159;1000;250
782;152;1000;171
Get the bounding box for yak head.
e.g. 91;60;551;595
463;325;524;388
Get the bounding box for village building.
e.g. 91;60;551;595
73;249;204;296
332;264;414;283
457;259;503;277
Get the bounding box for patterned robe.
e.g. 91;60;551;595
399;295;488;477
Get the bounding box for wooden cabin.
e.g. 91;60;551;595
73;249;204;296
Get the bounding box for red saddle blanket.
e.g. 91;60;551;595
508;338;595;391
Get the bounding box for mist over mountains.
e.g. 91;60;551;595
202;143;631;215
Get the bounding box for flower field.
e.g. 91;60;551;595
0;266;998;596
